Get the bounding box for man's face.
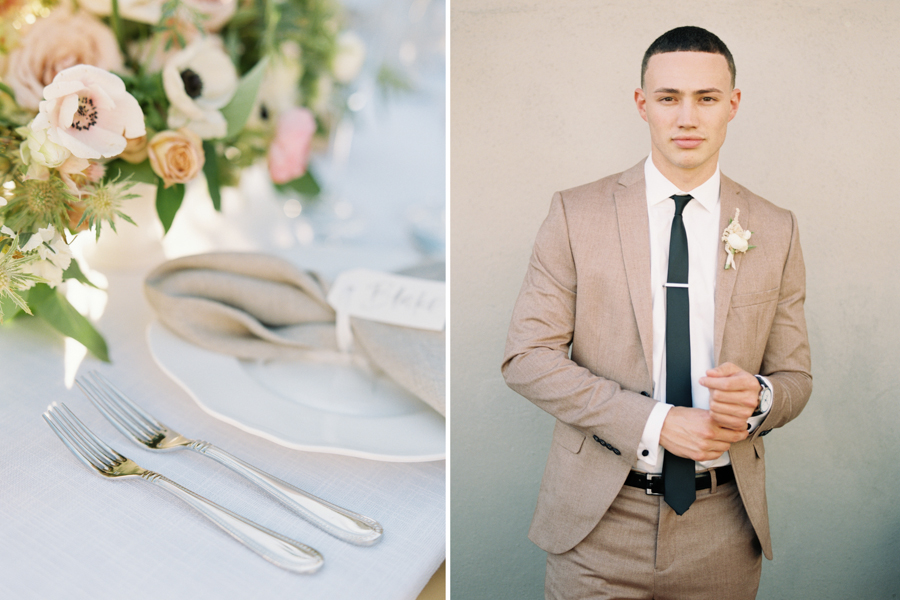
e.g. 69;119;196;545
635;51;740;186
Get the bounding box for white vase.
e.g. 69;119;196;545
74;182;166;272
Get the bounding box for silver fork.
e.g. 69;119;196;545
43;402;324;574
77;371;383;546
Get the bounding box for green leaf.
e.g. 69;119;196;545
105;159;158;185
221;57;269;139
0;81;16;101
28;284;110;362
274;169;321;197
0;293;27;322
62;259;100;289
202;140;222;211
155;180;184;233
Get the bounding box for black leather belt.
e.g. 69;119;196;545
624;465;734;496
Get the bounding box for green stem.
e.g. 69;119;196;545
110;0;127;59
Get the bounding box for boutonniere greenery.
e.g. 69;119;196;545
722;208;755;270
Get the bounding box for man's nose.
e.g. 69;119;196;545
677;101;698;128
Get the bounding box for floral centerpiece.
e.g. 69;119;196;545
0;0;366;360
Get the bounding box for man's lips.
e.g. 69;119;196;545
673;137;703;149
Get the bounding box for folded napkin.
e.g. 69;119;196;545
144;253;445;416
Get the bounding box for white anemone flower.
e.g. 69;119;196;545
33;65;146;160
163;37;238;139
18;226;72;290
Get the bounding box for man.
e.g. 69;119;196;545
501;26;811;600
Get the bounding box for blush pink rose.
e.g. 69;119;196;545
3;8;123;111
268;107;316;184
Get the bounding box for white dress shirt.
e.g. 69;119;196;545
634;155;729;473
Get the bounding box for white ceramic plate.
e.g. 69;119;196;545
147;321;445;462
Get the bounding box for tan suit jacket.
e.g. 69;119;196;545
501;160;812;560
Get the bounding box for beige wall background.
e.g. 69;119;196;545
450;1;900;598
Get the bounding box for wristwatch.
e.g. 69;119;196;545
747;375;773;433
753;375;773;415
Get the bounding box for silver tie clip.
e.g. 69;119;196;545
663;283;689;288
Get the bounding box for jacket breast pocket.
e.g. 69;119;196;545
731;286;780;309
554;422;586;454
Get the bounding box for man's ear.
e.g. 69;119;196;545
635;88;649;123
728;88;741;122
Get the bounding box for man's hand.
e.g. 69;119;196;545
659;406;748;462
700;362;761;431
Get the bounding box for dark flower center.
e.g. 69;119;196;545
180;69;203;99
73;96;98;132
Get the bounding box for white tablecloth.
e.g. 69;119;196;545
0;263;444;599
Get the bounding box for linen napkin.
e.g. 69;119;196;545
144;253;445;416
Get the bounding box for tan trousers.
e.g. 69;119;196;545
545;479;762;600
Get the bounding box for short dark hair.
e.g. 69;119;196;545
641;26;736;88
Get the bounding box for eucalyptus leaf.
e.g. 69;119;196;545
0;81;16;101
0;293;26;322
62;259;100;289
28;284;110;362
221;57;269;139
202;140;222;211
155;181;184;233
105;159;157;185
274;169;321;197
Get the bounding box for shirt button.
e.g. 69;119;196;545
642;449;649;457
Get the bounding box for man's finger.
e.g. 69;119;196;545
705;362;741;378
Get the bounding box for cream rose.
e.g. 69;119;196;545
332;31;366;84
727;232;750;252
79;0;234;32
77;0;164;25
147;129;205;188
3;8;123;111
119;134;150;164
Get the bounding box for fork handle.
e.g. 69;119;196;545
192;443;383;546
144;472;324;573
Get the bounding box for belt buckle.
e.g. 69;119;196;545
645;473;664;496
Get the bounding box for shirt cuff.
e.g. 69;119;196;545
637;402;673;466
747;374;773;434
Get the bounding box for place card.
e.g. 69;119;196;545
327;269;446;332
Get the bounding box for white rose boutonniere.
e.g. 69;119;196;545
722;208;755;270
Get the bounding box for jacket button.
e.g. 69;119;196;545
641;449;649;457
640;391;651;397
760;429;772;437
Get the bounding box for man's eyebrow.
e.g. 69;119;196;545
651;87;725;95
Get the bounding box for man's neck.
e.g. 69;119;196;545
650;153;718;192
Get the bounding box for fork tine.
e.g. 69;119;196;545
76;376;155;443
88;371;163;431
43;402;108;471
47;403;112;468
43;407;105;473
53;402;123;468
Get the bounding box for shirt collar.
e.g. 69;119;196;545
644;154;720;213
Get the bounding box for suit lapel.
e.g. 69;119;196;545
714;174;750;364
614;162;654;382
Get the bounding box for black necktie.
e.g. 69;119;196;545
663;194;695;515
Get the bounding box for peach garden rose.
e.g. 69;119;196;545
147;129;205;188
